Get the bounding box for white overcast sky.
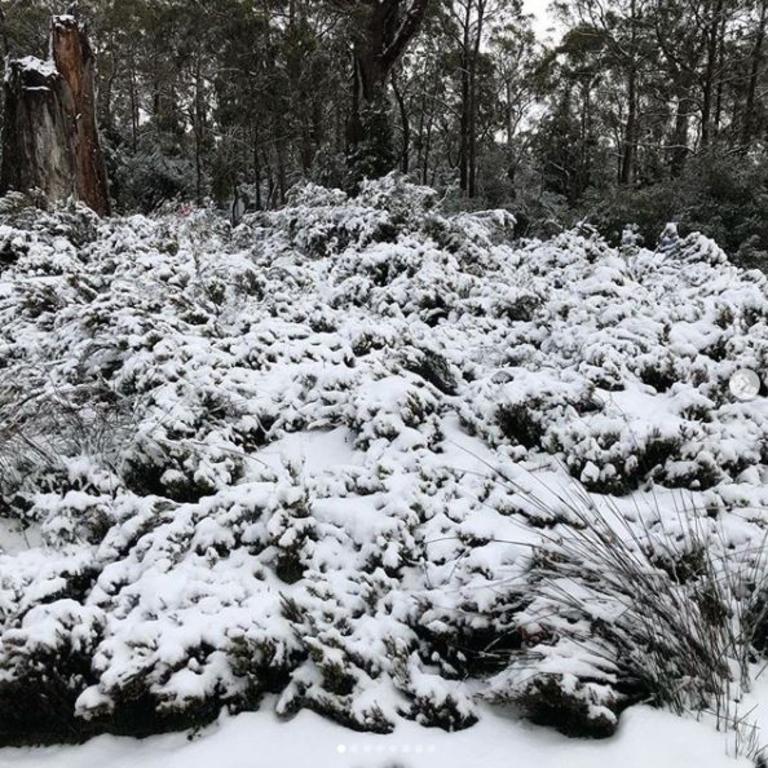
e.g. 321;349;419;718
522;0;558;40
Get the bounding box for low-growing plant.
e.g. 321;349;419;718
477;464;768;758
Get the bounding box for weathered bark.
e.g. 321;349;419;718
0;16;110;215
50;16;110;215
0;58;76;203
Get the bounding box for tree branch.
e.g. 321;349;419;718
381;0;430;71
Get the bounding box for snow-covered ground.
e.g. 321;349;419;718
1;178;768;762
0;702;755;768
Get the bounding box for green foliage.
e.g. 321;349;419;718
578;152;768;263
112;135;198;213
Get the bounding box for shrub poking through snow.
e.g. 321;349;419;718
483;473;768;748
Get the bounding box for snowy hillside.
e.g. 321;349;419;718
1;177;768;762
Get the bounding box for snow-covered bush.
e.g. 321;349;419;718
484;488;768;739
2;177;768;746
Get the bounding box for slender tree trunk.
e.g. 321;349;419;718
98;34;117;133
458;0;471;194
713;11;726;139
129;53;138;152
265;149;275;208
415;70;428;176
700;0;723;149
275;128;287;205
335;100;344;155
0;6;9;57
670;89;693;176
620;65;638;184
576;78;593;200
467;0;485;198
193;56;205;205
742;0;767;146
620;0;638;185
311;97;323;166
253;124;262;210
391;71;410;173
423;107;434;185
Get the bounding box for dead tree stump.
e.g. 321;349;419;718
0;16;110;215
0;57;75;205
50;16;110;216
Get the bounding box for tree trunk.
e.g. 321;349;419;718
576;78;592;200
742;0;767;146
50;16;110;215
129;53;138;152
700;0;723;149
391;71;410;173
423;102;434;185
0;5;9;57
1;17;110;214
670;90;693;177
458;1;471;194
620;0;638;186
253;125;262;211
620;64;638;184
713;11;726;139
467;0;485;198
1;17;110;215
0;58;76;204
98;36;117;133
345;0;429;181
265;149;275;208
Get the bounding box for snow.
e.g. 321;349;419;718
0;704;750;768
5;56;58;84
2;176;768;757
255;427;362;474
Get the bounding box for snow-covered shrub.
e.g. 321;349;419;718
0;601;105;744
1;177;768;747
0;374;135;515
485;488;768;738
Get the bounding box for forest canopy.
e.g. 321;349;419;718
2;0;768;263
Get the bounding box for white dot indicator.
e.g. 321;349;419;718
336;744;347;754
730;368;761;401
